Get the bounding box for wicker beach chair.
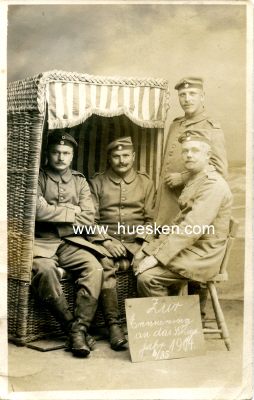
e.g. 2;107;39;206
7;70;170;345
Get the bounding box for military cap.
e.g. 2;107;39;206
178;129;211;146
47;130;78;149
106;136;134;153
175;77;204;91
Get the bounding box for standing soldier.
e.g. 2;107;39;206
155;77;228;226
154;78;229;318
89;136;155;350
32;130;103;358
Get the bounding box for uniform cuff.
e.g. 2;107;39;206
152;249;169;266
65;207;76;223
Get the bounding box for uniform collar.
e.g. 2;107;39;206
45;167;73;183
185;165;216;187
182;110;208;126
107;168;137;184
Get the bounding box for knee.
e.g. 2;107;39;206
31;258;62;300
32;258;60;280
137;271;153;291
87;257;103;280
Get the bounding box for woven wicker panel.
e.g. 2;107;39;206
8;110;45;282
8;270;137;344
40;69;168;88
7;74;42;112
8;278;74;344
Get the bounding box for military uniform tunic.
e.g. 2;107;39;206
35;167;96;239
89;167;155;254
89;167;155;289
32;167;103;301
155;111;228;225
137;167;232;296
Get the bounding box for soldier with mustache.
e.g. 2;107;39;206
134;130;232;320
32;131;103;358
89;137;155;350
154;77;228;322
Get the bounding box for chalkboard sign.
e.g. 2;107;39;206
125;295;205;363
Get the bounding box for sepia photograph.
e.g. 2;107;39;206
1;1;253;399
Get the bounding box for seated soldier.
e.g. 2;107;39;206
32;130;103;358
89;137;155;350
133;130;232;308
155;77;229;319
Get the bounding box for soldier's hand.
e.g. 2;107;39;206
134;255;158;276
165;173;183;188
132;249;146;275
102;240;127;258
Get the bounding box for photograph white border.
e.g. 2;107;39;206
0;1;253;399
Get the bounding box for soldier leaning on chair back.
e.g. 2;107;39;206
31;130;103;358
155;77;228;226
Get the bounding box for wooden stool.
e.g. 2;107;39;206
185;217;239;351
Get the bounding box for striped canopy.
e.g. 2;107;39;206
42;71;169;130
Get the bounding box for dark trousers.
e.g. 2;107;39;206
32;240;103;301
99;253;133;290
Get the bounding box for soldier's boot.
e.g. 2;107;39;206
70;291;98;358
101;288;127;351
70;320;91;357
45;293;74;335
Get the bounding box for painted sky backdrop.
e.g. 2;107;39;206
7;4;246;164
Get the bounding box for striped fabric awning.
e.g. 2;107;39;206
45;73;169;130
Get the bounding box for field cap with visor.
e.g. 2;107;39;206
175;77;204;91
106;136;134;153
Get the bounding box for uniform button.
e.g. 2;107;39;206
60;196;64;200
172;144;176;148
122;197;126;201
60;189;64;193
122;189;126;192
121;239;125;243
121;206;124;209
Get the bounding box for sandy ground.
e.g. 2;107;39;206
7;299;244;396
6;166;249;399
